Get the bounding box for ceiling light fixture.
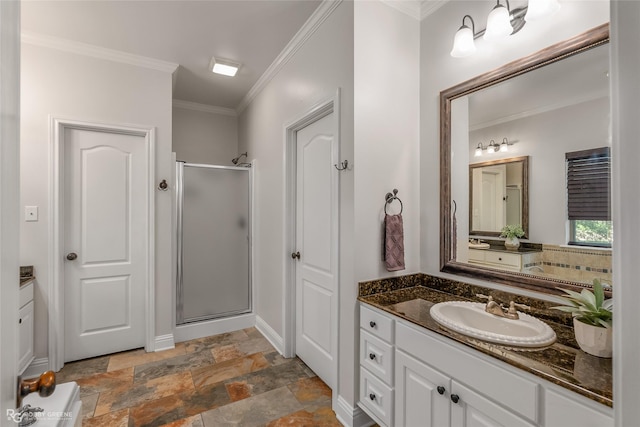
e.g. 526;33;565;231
209;57;241;77
451;0;551;58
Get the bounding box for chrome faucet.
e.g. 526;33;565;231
476;294;530;320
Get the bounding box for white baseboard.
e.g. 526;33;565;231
154;334;176;352
23;357;49;379
335;395;375;427
255;315;284;355
174;313;256;343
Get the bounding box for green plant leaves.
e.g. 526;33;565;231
552;279;612;328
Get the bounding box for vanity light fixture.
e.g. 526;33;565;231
500;137;509;152
209;56;241;77
475;142;484;157
475;138;513;156
450;0;542;58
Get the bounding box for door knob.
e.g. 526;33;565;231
437;386;445;395
66;252;78;261
17;371;56;408
291;251;300;260
450;394;460;404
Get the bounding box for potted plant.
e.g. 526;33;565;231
500;224;525;251
552;279;613;358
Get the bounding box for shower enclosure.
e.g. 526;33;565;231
176;162;251;325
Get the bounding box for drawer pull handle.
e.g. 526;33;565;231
437;386;445;395
369;353;376;360
450;394;460;404
498;257;503;261
19;318;22;324
369;393;376;401
369;321;376;328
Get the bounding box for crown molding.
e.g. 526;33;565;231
21;32;179;74
420;0;449;20
380;0;422;20
236;0;342;114
173;99;237;117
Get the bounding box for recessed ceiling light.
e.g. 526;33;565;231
209;56;241;77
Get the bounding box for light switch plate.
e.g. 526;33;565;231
25;206;38;222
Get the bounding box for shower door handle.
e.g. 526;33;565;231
291;251;301;260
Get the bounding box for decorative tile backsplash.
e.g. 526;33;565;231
523;244;612;286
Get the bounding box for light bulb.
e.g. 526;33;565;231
451;25;477;58
484;4;513;42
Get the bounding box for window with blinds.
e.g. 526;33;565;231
566;147;612;246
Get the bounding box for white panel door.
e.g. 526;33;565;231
64;127;147;362
295;112;337;389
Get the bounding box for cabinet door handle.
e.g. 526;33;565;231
369;393;376;401
437;386;445;395
369;353;376;360
66;252;78;261
19;318;22;324
450;394;460;404
369;321;376;328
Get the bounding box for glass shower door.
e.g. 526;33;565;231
176;162;251;324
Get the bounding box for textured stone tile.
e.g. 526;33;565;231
55;354;110;383
160;415;204;427
184;330;249;354
128;382;230;426
108;344;186;372
94;371;195;416
243;327;263;339
266;407;342;427
82;408;129;427
235;335;275;355
81;393;99;419
224;358;311;400
211;344;244;363
74;367;134;398
288;376;332;405
134;350;214;383
201;386;303;427
225;380;253;402
263;351;290;367
191;353;269;389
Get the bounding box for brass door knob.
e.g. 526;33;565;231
17;371;56;408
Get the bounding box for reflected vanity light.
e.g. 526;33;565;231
451;0;559;58
474;138;513;156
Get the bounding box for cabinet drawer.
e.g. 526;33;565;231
360;330;394;385
484;251;521;269
360;367;394;426
545;388;613;427
19;281;34;308
360;304;394;343
396;320;539;423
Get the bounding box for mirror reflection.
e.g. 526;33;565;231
470;156;528;237
442;25;612;292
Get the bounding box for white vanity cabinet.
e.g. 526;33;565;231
468;249;522;271
359;304;395;426
18;280;35;375
358;302;614;427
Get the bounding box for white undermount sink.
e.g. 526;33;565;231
429;301;556;347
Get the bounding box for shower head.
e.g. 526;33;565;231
231;152;248;165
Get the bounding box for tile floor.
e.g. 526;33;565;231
56;328;343;426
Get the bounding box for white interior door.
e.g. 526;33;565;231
63;127;147;362
294;112;338;389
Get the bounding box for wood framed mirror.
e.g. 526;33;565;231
440;24;611;294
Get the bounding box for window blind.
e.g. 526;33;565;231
566;147;611;221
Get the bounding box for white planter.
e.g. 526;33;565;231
573;318;612;358
504;236;520;251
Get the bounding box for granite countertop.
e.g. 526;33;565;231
477;245;542;254
20;276;35;286
358;279;612;408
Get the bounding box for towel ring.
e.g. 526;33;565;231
384;189;403;215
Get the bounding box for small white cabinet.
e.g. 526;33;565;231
18;281;35;375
